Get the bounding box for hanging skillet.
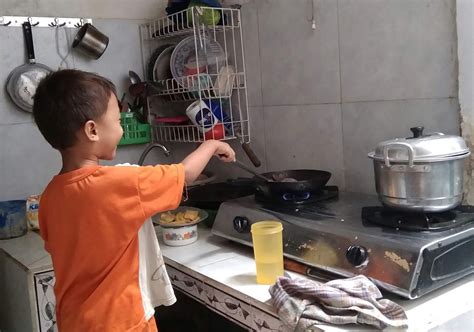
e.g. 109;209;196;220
6;22;52;112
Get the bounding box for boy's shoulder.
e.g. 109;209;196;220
44;165;142;192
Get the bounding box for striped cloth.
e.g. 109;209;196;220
269;275;408;331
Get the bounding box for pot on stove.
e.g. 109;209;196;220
368;126;471;212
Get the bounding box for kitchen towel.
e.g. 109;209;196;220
269;275;408;331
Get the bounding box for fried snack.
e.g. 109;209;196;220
160;211;175;223
159;209;201;225
184;209;199;221
175;212;186;223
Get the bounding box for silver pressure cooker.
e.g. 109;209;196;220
368;127;471;212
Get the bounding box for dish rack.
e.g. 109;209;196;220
139;6;250;143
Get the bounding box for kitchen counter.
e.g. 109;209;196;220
1;228;473;331
0;231;52;272
156;225;474;331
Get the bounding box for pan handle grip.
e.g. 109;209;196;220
22;22;36;64
283;258;309;275
242;142;261;168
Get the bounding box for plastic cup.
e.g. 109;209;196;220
251;221;284;284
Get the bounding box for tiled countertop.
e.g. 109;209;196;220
156;225;474;331
1;228;472;330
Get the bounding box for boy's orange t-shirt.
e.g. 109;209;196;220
38;164;185;331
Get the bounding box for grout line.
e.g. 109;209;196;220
261;96;458;108
255;1;268;171
0;121;34;127
336;0;346;190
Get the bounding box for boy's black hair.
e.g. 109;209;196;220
33;69;117;150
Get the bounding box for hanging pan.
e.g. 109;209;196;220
6;22;52;112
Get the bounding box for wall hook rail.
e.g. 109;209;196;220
0;16;92;28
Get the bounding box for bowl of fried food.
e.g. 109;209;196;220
155;206;208;246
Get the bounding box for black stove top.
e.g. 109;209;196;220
255;185;339;206
362;206;474;232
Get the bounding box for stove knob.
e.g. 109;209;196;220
233;216;250;233
346;245;368;267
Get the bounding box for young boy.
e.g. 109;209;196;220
33;69;235;331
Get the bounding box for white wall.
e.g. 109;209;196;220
218;0;460;194
0;0;166;20
458;0;474;203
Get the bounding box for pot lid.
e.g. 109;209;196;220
369;127;470;162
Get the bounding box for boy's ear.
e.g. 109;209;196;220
83;120;99;142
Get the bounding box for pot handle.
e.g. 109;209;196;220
383;142;414;167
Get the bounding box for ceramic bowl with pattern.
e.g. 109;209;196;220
154;207;208;246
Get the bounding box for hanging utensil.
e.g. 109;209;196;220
6;22;53;112
232;120;262;167
128;70;141;85
72;23;109;59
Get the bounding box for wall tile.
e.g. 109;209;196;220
240;1;263;107
72;19;145;97
257;0;340;105
1;0;166;20
263;104;344;188
342;98;460;194
339;0;457;102
206;106;267;180
0;19;153;199
0;122;61;200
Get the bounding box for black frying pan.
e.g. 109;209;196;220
185;180;256;210
254;169;332;198
6;22;52;112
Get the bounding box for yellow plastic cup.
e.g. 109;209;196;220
251;221;284;284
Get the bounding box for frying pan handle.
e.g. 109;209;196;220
22;22;36;64
242;142;261;168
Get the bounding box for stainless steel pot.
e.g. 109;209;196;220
368;127;471;212
72;23;109;59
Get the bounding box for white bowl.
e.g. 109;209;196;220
154;207;207;246
162;224;198;246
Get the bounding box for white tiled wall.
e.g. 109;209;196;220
0;0;461;200
1;0;166;20
0;19;170;200
229;0;459;194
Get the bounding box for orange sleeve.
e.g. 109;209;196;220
137;164;185;219
38;195;49;252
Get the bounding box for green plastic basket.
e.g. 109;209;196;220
118;113;151;146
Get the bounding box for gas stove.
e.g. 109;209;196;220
211;190;474;299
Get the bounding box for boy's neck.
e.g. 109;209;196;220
60;148;100;174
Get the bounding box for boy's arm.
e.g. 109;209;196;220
181;140;235;184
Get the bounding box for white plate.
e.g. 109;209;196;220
153;45;175;81
170;36;226;89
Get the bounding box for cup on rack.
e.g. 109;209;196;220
251;221;284;284
186;99;219;134
204;123;225;140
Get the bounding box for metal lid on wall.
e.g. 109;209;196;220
368;127;470;163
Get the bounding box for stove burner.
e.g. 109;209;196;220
362;206;474;231
282;192;311;202
256;186;339;219
255;186;339;206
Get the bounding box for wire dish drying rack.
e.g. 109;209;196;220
139;6;250;143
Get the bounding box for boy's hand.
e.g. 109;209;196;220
213;141;236;162
182;140;236;184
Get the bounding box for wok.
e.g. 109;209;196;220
186;180;256;210
254;169;332;200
